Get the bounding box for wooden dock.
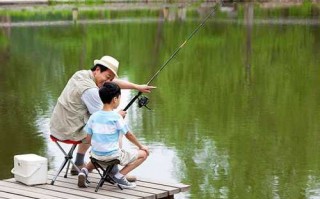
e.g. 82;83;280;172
0;171;190;199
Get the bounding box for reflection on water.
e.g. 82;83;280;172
1;3;320;199
194;139;229;198
306;175;320;199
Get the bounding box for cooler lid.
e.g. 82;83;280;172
14;154;47;163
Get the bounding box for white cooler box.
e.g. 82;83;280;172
11;154;48;185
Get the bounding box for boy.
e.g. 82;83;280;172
78;82;149;189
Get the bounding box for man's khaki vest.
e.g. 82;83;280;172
50;70;97;141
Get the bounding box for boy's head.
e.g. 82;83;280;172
99;82;121;105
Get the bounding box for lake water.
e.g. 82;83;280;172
0;2;320;199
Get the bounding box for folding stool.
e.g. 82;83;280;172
90;156;122;192
50;135;82;185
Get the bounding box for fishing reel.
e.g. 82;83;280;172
138;95;151;110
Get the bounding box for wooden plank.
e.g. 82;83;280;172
0;185;56;199
49;180;139;199
49;169;188;193
41;182;120;199
48;172;167;198
6;178;123;199
0;180;85;199
0;192;31;199
42;182;123;199
50;173;165;199
48;174;157;199
82;173;180;196
48;169;190;196
1;170;189;199
138;179;190;192
135;181;180;195
88;171;189;193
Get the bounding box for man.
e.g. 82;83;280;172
50;55;154;177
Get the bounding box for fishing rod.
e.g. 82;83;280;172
123;7;216;111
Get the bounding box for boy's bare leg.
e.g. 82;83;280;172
119;150;148;175
85;161;95;171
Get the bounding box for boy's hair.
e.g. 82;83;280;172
99;82;121;104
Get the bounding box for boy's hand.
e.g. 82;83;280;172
118;110;127;118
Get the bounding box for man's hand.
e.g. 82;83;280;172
136;85;156;93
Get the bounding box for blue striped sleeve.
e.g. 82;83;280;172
116;117;129;135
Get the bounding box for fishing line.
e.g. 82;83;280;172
124;7;216;111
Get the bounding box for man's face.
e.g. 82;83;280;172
95;68;115;88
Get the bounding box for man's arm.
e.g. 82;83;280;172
81;88;103;114
113;79;156;93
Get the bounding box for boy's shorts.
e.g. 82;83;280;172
91;149;138;166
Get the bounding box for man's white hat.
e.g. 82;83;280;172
94;56;119;77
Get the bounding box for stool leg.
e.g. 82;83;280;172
64;144;77;178
96;167;112;192
103;165;115;185
95;177;105;192
64;160;71;178
95;164;122;192
51;142;79;185
92;161;103;192
51;155;69;185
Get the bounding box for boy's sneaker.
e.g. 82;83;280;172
126;175;137;182
78;170;88;188
110;166;137;182
112;176;136;189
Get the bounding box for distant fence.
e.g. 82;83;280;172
1;0;320;6
0;0;320;4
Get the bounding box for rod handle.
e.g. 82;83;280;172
123;92;142;111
